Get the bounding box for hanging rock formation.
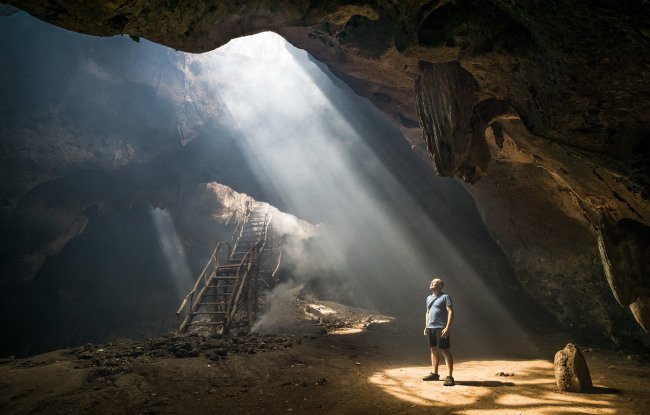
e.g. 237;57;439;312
598;216;650;331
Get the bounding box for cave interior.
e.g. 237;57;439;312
0;0;649;361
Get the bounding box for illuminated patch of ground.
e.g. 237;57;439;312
370;360;620;414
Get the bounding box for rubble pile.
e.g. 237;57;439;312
63;332;310;366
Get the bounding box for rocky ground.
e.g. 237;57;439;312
1;295;648;415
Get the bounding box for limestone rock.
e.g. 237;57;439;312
597;215;650;332
630;296;650;332
415;61;512;183
554;343;593;392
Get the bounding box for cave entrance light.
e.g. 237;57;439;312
183;31;531;355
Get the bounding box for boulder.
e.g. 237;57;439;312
554;343;593;392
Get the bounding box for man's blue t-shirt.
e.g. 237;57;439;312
426;293;452;329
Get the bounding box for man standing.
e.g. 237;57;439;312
422;277;454;386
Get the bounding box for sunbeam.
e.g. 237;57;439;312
150;207;194;297
177;31;533;353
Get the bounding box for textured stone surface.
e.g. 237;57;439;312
554;343;593;393
630;297;650;332
415;61;511;183
466;116;650;343
598;216;650;331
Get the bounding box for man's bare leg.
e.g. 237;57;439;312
440;349;454;385
440;349;453;377
430;346;440;374
423;345;442;381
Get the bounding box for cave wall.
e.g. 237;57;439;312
3;1;649;345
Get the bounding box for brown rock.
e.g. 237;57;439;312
554;343;593;392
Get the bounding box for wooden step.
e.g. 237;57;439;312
215;270;237;276
207;283;235;288
191;311;227;315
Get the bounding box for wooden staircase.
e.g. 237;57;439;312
176;201;281;334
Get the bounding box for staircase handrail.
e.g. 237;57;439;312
176;202;279;333
223;206;270;332
257;211;271;253
231;201;253;242
268;247;283;288
176;241;232;319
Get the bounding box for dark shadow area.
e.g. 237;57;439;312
0;205;177;356
454;380;515;387
586;386;622;395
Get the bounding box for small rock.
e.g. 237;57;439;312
554;343;593;392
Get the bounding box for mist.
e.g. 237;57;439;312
187;33;531;331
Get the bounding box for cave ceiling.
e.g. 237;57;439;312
3;0;649;344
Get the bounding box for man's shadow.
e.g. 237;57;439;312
454;380;515;387
453;381;621;394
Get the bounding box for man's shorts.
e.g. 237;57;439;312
426;328;451;349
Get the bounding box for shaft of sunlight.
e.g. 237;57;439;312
185;31;531;349
150;207;194;297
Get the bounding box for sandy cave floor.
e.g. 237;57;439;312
0;297;648;415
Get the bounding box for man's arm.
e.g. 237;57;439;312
441;305;454;338
424;310;429;335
